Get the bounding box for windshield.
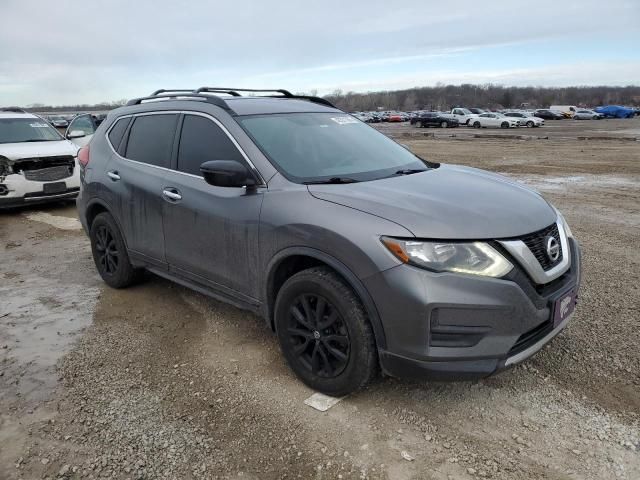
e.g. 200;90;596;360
494;113;507;118
238;113;429;183
0;118;63;144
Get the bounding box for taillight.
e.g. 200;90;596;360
78;145;90;167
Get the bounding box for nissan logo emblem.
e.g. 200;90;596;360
545;236;560;262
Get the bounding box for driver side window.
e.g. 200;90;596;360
177;115;244;177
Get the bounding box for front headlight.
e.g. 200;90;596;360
381;237;513;277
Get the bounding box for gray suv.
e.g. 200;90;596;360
77;88;581;396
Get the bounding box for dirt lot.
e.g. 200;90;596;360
1;119;639;479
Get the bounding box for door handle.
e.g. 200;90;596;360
107;170;120;181
162;188;182;201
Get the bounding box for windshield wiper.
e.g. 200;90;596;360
394;168;427;175
22;139;56;142
303;177;359;185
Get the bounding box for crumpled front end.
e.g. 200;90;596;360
0;155;80;208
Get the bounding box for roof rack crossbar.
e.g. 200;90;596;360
195;87;294;97
126;93;231;111
150;89;199;96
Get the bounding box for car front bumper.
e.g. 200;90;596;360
0;168;80;209
364;237;581;380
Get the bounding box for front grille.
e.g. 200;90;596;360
24;165;74;182
520;223;563;271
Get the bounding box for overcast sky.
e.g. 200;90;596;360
1;0;638;105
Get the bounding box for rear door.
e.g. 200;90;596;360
106;113;178;269
162;113;264;301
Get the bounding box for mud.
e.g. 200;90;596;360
0;119;639;479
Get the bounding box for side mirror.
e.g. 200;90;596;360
200;160;256;188
67;130;86;139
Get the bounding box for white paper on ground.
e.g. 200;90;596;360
304;392;344;412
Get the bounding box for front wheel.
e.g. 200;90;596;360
274;267;378;396
501;122;510;128
526;121;534;127
89;212;143;288
473;121;481;128
440;121;448;128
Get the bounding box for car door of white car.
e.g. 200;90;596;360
65;114;97;147
480;114;498;127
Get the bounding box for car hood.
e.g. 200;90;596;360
307;165;556;239
0;140;78;162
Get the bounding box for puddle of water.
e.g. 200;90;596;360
0;273;100;403
23;212;81;230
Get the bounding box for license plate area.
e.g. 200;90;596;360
552;288;577;327
43;182;66;194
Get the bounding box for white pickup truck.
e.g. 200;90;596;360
442;108;479;125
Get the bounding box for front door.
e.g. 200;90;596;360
162;113;264;300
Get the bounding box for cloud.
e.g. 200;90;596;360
0;0;638;104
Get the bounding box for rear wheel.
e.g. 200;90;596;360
89;212;143;288
526;120;534;127
473;121;481;128
440;121;448;128
274;267;378;396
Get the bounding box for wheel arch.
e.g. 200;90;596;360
263;246;387;350
84;199;129;250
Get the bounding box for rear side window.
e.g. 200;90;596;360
125;114;178;168
107;117;131;153
177;115;244;176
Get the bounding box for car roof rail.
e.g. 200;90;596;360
126;93;232;111
0;107;27;113
126;87;338;111
195;87;337;109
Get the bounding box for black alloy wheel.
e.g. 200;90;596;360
286;294;350;378
95;224;119;275
89;212;143;288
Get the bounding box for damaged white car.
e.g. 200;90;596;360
0;109;80;208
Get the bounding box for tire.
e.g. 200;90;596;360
89;212;143;288
473;121;481;128
501;122;509;128
274;267;378;396
440;121;448;128
526;121;534;128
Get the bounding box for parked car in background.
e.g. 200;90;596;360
470;112;520;129
503;112;544;127
445;108;478;125
469;108;487;114
534;109;564;120
573;109;603;120
47;115;69;128
76;87;581;396
549;105;578;118
594;105;636;119
0;108;79;208
387;113;403;122
412;112;459;128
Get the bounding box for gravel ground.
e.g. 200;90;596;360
1;119;639;479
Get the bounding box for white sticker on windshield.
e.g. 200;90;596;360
29;123;50;128
330;116;358;125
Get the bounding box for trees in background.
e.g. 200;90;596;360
324;84;640;111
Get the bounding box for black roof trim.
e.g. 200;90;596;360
0;107;27;113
